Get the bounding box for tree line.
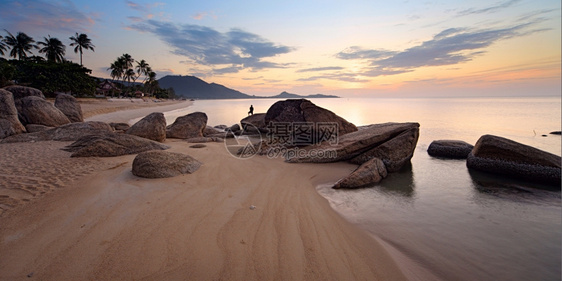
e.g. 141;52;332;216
0;31;173;99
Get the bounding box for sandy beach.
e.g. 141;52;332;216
0;101;407;280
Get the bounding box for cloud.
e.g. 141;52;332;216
128;20;295;73
296;66;345;73
0;0;97;33
458;0;522;16
335;20;546;77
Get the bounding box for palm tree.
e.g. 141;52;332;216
0;35;7;56
135;59;151;83
145;71;158;96
38;36;66;63
69;33;95;65
124;68;136;88
3;30;38;60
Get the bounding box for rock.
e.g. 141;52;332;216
264;99;357;145
166;112;207;139
333;158;387;189
0;89;26;138
204;125;223;136
132;151;202;178
15;96;70;127
190;144;207;148
214;125;228;130
54;93;84;122
2;85;45;100
349;126;419;172
550;131;561;135
63;133;170;157
109;122;130;131
427;140;474;159
227;124;241;132
25;124;52;133
286;122;420;167
467;135;561;186
241;113;266;130
1;121;113;143
186;137;222;143
126;112;166;142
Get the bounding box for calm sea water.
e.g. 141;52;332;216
157;96;561;281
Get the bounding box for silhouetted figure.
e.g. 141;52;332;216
248;105;254;115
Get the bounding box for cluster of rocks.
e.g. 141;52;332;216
428;136;561;187
0;86;211;179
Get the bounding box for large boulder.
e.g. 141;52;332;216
241;113;267;130
428;140;473;159
166;112;207;139
132;151;202;178
63;133;170;157
286;122;420;165
1;121;113;143
333;157;387;189
349;126;419;172
3;85;45;100
467;135;561;186
54;93;84;122
16;96;70;127
0;89;26;138
126;112;166;142
264;99;357;146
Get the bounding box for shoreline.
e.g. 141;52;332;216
0;101;409;280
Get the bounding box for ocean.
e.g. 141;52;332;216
156;96;561;281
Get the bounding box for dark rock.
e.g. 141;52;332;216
241;113;266;130
166;112;207;139
132;151;202;178
427;140;474;159
109;122;130;131
63;133;170;157
333;157;387;189
0;89;26;138
2;85;45;100
349;126;419;172
15;96;70;127
204;125;223;136
54;93;84;122
550;131;561;135
190;144;207;148
1;121;113;143
214;125;228;130
264;99;357;145
25;124;52;133
227;124;241;132
186;137;222;143
286;122;420;166
126;112;166;142
467;135;561;186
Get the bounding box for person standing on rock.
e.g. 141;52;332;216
248;105;254;116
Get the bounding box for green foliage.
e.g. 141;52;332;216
6;59;97;97
0;58;16;87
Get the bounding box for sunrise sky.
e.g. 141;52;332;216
1;0;560;97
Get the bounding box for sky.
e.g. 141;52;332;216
0;0;560;97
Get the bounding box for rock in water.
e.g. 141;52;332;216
63;133;170;157
264;99;357;145
126;112;167;142
349;126;419;172
166;112;207;139
333;157;387;189
0;89;26;138
15;96;70;127
427;140;474;159
467;134;561;186
132;151;202;178
54;93;84;122
2;85;45;100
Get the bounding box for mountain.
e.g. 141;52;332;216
268;91;339;99
157;75;339;99
158;75;251;99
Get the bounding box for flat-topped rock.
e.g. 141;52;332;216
63;133;170;157
428;140;474;159
132;151;202;178
333;157;387;189
467;134;561;186
1;121;113;143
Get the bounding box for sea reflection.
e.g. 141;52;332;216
373;162;416;198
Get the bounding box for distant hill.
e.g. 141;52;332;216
158;75;250;99
268;91;339;99
157;75;339;99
